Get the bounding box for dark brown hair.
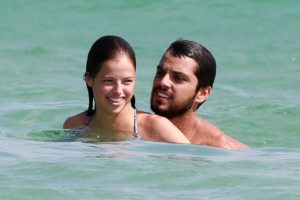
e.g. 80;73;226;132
85;35;136;116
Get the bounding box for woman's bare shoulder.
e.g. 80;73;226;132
63;111;88;129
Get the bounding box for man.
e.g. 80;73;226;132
150;39;248;150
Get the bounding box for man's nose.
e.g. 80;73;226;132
158;74;171;89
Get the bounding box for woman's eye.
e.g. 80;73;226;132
103;80;113;84
123;79;133;85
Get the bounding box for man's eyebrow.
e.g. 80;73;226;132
174;70;188;77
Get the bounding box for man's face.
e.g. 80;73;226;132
150;50;199;118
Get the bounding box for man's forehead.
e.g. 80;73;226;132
159;51;197;74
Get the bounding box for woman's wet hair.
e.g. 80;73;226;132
85;35;136;116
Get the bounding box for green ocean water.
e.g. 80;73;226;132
0;0;299;199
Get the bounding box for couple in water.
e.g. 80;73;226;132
64;35;248;150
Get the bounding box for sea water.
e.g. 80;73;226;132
0;0;299;199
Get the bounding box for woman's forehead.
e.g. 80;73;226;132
97;55;136;77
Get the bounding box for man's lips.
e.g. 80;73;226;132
155;90;171;99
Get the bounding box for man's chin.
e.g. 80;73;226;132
150;104;168;116
151;102;193;119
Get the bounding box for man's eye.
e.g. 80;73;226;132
155;70;164;77
175;75;184;80
174;74;187;82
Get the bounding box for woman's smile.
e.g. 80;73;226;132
107;96;125;106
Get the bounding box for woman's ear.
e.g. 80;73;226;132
84;73;94;87
195;86;212;104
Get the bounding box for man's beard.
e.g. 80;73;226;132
150;90;196;119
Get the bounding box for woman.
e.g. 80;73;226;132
63;35;189;144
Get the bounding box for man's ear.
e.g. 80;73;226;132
84;73;94;87
195;86;212;104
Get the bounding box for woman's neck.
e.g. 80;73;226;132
89;104;135;132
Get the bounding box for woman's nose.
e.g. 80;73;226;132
113;81;123;94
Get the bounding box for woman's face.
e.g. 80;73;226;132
86;53;136;114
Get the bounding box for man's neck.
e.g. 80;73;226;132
168;112;199;138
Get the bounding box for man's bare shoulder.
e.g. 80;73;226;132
193;117;249;150
136;111;189;143
137;111;170;128
198;118;224;136
63;111;88;129
137;111;175;135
